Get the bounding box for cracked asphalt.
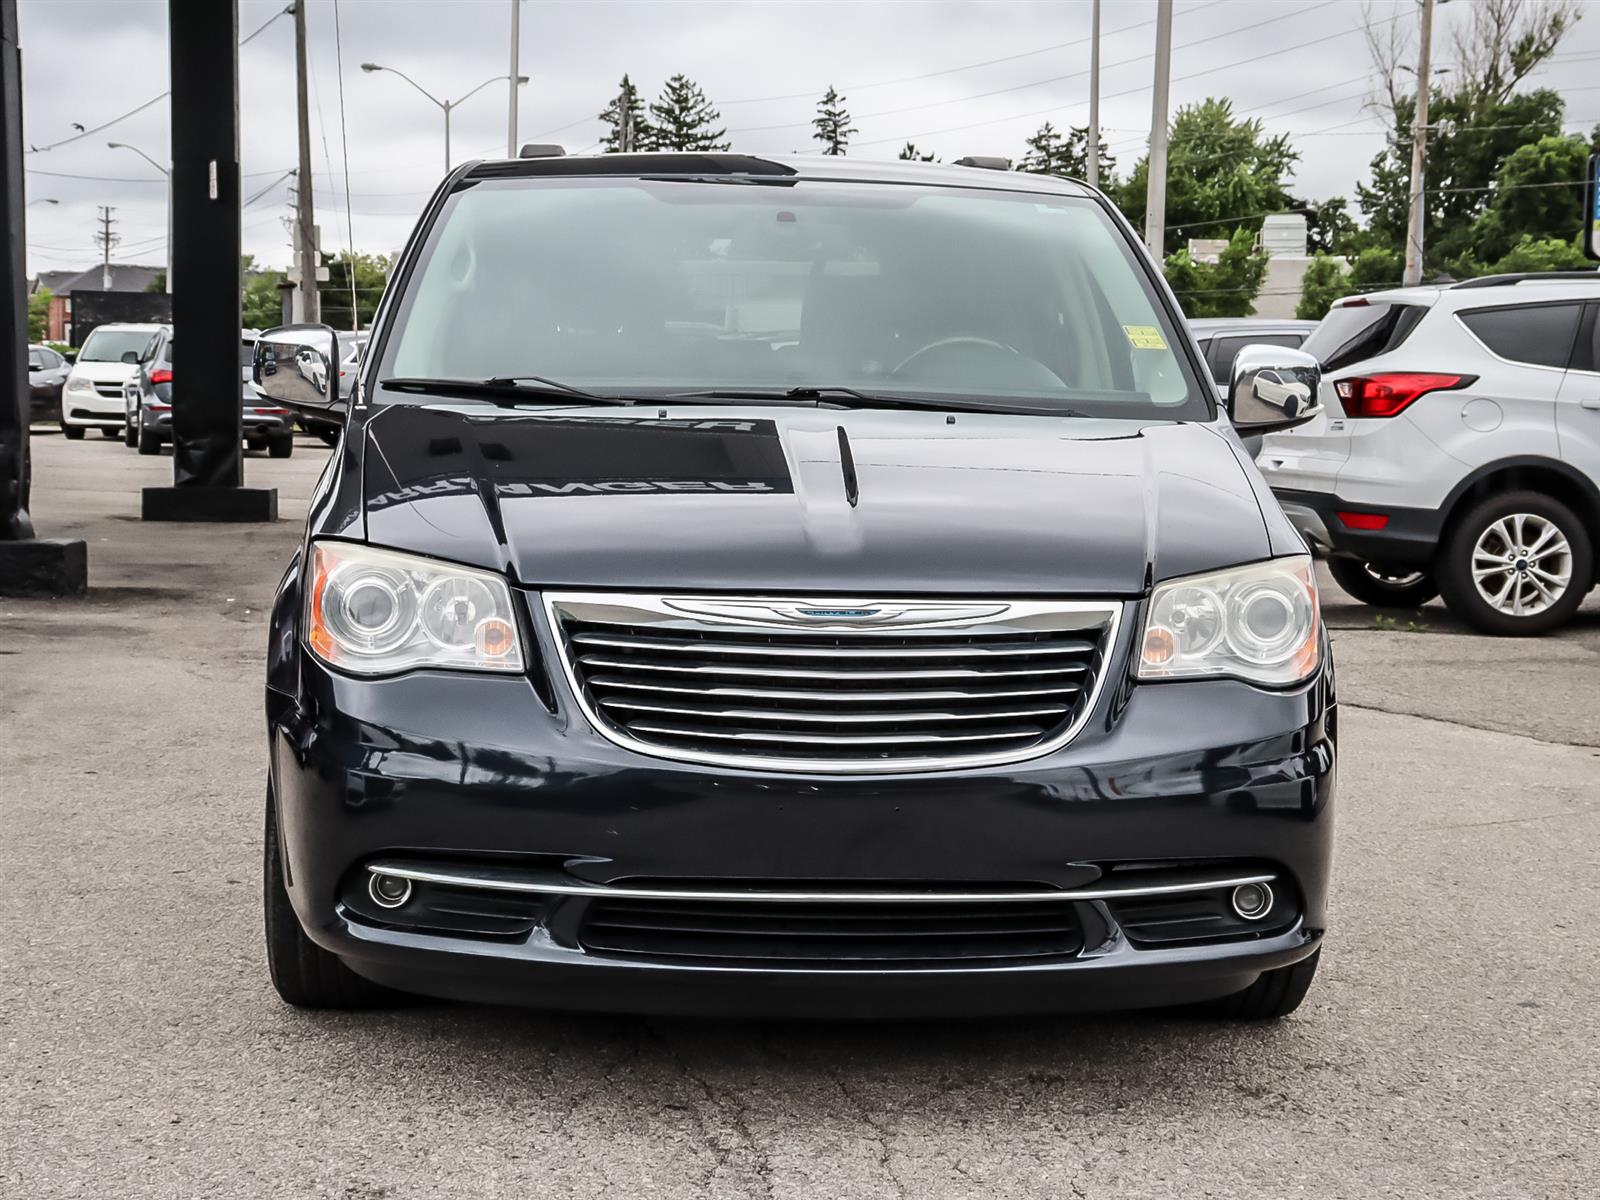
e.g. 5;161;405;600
5;434;1598;1198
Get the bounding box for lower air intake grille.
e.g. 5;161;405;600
579;894;1085;968
545;592;1120;772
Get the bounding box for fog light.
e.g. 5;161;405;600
1230;882;1274;921
368;873;413;909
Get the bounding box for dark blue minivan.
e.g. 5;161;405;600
256;153;1334;1020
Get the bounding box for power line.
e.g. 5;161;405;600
735;0;1321;137
855;7;1405;149
24;5;292;155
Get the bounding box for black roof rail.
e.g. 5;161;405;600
1452;270;1600;290
953;155;1011;171
517;143;566;159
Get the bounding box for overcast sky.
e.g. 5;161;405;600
18;0;1600;277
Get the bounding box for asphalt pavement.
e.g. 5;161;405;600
4;431;1597;1199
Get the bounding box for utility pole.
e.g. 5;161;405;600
292;0;319;323
1143;0;1173;258
506;0;520;157
622;83;633;153
1087;0;1101;189
1403;0;1436;287
94;205;118;290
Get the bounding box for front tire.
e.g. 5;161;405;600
1202;949;1320;1020
123;418;137;447
1436;491;1592;636
62;423;84;441
264;786;395;1009
1327;558;1438;608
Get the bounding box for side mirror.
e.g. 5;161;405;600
120;350;140;364
253;323;343;422
1227;345;1322;434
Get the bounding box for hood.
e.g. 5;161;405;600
360;402;1272;596
69;361;138;384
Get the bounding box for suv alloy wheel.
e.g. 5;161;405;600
1437;491;1594;635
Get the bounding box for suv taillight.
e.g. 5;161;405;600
148;368;173;385
1334;372;1474;418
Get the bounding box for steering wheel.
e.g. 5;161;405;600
891;336;1019;377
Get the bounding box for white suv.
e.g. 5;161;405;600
1257;273;1600;635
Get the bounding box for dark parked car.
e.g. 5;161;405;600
123;330;295;457
1188;318;1320;393
28;343;72;424
256;153;1335;1021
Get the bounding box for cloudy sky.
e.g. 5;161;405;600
18;0;1600;277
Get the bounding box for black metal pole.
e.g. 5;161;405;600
142;0;275;522
0;0;86;593
0;0;31;542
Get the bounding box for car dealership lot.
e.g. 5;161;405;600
5;433;1598;1199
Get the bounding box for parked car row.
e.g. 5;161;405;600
1194;272;1600;636
48;321;295;458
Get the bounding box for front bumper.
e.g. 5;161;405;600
268;604;1337;1017
1272;487;1443;567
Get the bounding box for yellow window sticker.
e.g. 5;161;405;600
1123;325;1168;351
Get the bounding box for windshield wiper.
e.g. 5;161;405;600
380;376;635;406
668;385;1089;418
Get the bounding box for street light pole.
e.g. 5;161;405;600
1144;0;1173;258
1403;0;1437;288
361;64;527;177
108;141;172;294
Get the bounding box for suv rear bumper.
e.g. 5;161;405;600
1272;487;1443;567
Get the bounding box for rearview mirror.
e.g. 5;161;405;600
253;324;343;422
1227;345;1322;434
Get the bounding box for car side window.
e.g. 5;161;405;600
1206;333;1304;386
29;350;43;370
1458;303;1582;370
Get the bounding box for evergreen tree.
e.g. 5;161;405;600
1017;121;1114;180
648;74;729;152
897;142;937;162
598;74;652;152
812;86;856;156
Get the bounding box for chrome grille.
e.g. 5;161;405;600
544;592;1121;773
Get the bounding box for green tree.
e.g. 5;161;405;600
318;251;391;331
1454;133;1591;269
812;86;856;156
243;262;287;330
1017;120;1114;180
1163;227;1269;319
1488;234;1590;274
1296;253;1351;321
649;74;728;152
898;142;937;162
1116;98;1298;256
1347;246;1403;292
28;288;51;341
598;74;652;152
1304;197;1366;257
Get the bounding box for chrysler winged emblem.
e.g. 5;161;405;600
663;597;1011;627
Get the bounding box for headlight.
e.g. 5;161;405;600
305;541;524;676
66;377;93;393
1138;556;1320;686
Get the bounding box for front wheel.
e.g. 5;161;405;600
62;423;84;441
1436;491;1593;636
264;786;395;1009
1201;949;1320;1020
1327;558;1438;608
123;418;137;447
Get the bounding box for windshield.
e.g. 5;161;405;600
381;177;1206;418
79;328;157;364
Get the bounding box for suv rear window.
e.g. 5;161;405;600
1302;302;1424;372
1458;303;1581;370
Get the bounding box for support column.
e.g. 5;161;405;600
142;0;275;522
0;0;87;594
